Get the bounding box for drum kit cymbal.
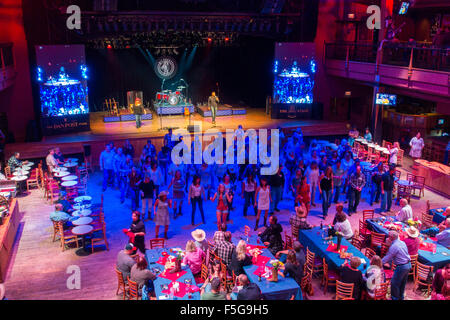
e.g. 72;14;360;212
156;86;187;106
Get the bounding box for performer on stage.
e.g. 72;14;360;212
133;98;144;128
208;91;219;125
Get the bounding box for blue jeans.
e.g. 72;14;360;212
131;187;140;211
348;187;361;214
391;262;411;300
370;183;381;205
191;196;205;224
120;176;129;202
381;190;393;212
243;191;256;216
270;186;283;212
333;185;341;203
135;114;142;128
103;169;114;191
322;189;332;217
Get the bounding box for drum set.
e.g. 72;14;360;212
155;86;187;106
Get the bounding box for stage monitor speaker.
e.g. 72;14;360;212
187;125;200;133
127;91;143;108
83;144;91;157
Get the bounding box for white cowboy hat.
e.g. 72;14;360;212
191;229;206;242
158;190;168;198
405;226;419;238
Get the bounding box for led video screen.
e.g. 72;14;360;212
376;93;397;106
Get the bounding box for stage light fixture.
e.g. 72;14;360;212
107;44;112;49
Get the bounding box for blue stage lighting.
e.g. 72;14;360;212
310;60;316;74
80;65;88;79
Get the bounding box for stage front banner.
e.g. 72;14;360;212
41;114;90;136
271;103;313;119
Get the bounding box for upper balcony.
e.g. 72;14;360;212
0;43;16;92
324;42;450;98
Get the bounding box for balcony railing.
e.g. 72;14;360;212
325;42;450;72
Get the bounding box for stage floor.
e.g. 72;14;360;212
5;109;348;160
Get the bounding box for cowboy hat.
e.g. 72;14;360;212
405;226;419;238
158;190;168;198
191;229;206;242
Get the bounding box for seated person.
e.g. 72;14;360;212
236;274;262;300
432;263;450;300
333;211;354;240
54;147;65;164
436;218;450;248
213;224;227;244
395;199;413;222
214;231;235;266
281;250;302;286
289;203;313;233
50;204;76;229
130;256;156;296
275;241;305;278
363;255;386;298
403;226;420;255
230;240;253;276
116;243;137;281
258;215;283;256
182;240;205;276
191;229;208;253
339;256;365;300
56;191;74;214
8;152;27;171
201;277;228;300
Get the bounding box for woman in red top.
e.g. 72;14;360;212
210;184;232;231
403;226;420;256
296;176;311;217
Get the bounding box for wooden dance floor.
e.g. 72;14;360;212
5;109;348;164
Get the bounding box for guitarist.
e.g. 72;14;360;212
133;98;144;129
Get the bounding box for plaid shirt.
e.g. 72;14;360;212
350;172;366;190
215;240;235;266
8;156;21;171
213;231;225;244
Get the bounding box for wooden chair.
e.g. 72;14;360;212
26;168;40;191
322;258;339;294
200;263;209;282
49;185;60;205
51;220;61;242
351;237;363;251
149;238;165;249
380;243;390;258
301;264;314;297
115;267;128;300
362;210;374;221
409;254;419;279
244;225;251;237
127;277;140;300
394;170;401;180
414;262;433;296
397;185;411;203
421;212;434;229
336;281;354;300
358;219;371;243
292;227;299;241
410;175;425;198
90;221;109;253
364;247;376;259
4;166;11;177
370;232;386;249
397;149;404;167
285;232;293;250
58;221;79;251
306;247;323;276
373;282;390;300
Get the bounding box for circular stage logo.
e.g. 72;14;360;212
154;56;177;79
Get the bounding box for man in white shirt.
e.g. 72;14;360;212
395;198;413;222
46;148;58;174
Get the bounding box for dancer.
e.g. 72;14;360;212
153;191;172;239
241;173;257;217
254;177;271;231
210;184;232;231
188;175;206;225
168;170;185;219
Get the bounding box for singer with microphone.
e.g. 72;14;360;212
208;91;219;125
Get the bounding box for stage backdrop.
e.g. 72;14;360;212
35;45;90;135
271;42;317;119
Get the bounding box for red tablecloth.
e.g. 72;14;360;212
326;243;348;253
252;265;273;276
419;242;437;253
252;255;271;266
159;269;187;281
161;281;198;298
247;243;267;250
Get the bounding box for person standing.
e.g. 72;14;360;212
188;175;206;226
139;175;155;221
254;177;271;231
158;145;170;186
210;184;232;231
168;170;185;219
332;160;344;203
242;173;257;217
348;165;365;215
46;148;58;174
113;147;126;189
122;139;135;159
319;166;333;219
208;91;219;125
382;231;411;300
153;191;172;239
370;162;384;206
99;144;115;192
269;165;285;214
119;155;133;204
133;98;144;128
306;161;320;207
381;164;396;214
388;142;400;166
296;176;311;217
148;161;163;198
409;132;425;161
128;167;142;211
128;211;146;254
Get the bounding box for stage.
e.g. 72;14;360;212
5;109;348;166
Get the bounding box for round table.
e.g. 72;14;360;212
72;217;93;226
61;180;78;187
54;171;70;178
61;175;78;181
21;165;32;171
11;175;27;181
71;225;94;255
64;162;78;168
25;161;34;166
11;176;27;194
13;170;29;176
72;209;92;217
74;195;92;203
397;179;413;187
53;167;69;173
